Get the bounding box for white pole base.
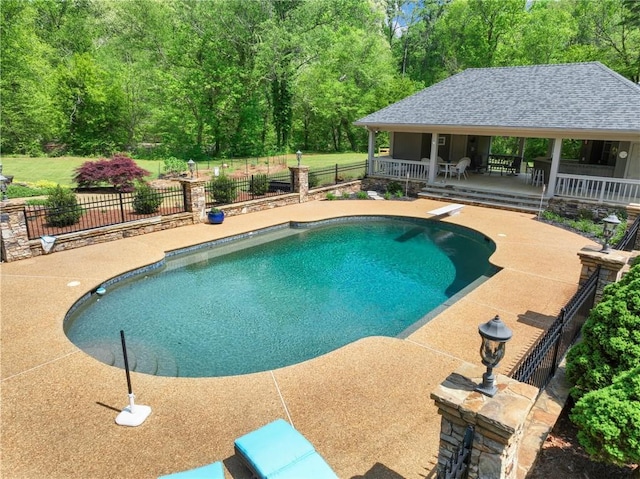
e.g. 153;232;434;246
116;404;151;427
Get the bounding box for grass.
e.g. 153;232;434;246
0;152;366;188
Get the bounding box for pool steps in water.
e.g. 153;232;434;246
82;340;179;377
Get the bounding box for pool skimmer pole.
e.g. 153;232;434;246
115;330;151;427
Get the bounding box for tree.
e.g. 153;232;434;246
570;365;640;468
566;263;640;400
0;0;56;154
74;154;150;191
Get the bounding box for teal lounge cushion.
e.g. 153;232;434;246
234;419;316;478
158;461;224;479
268;451;338;479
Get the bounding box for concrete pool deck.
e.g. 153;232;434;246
1;198;598;479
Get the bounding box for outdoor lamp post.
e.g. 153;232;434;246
296;150;302;167
187;159;196;179
0;164;8;201
475;315;513;397
600;213;620;253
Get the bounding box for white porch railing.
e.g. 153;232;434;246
555;174;640;204
370;158;429;180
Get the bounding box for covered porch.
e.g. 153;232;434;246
370;152;640;205
355;62;640;207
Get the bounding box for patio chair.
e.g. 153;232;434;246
158;461;224;478
451;157;471;180
234;419;338;479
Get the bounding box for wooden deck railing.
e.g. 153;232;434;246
555;174;640;204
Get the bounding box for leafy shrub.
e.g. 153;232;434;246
249;174;268;195
163;157;186;177
386;181;403;195
570;365;640;466
384;192;392;200
7;184;47;198
132;182;162;214
341;192;351;199
356;191;368;199
394;190;404;198
44;185;83;227
208;175;237;204
308;171;319;188
326;192;336;200
566;263;640;400
74;154;150;192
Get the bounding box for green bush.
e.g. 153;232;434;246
208;175;237;204
249;174;268;195
356;191;368;199
163;157;186;177
308;171;320;188
326;192;336;200
386;181;403;195
570;365;640;466
44;185;83;227
566;263;640;400
7;184;47;198
132;182;162;214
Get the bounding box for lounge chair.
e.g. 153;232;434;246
158;461;224;478
234;419;338;479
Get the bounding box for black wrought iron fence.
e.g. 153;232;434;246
204;170;293;206
24;187;186;239
308;161;367;188
509;268;598;392
614;214;639;251
437;426;475;479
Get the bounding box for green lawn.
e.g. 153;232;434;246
1;152;366;187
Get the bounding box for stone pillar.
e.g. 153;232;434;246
178;178;207;223
289;166;309;203
431;363;538;479
625;203;640;251
0;200;33;262
577;246;634;303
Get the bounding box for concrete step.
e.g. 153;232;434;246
419;185;547;214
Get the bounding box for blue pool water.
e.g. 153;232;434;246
65;216;496;377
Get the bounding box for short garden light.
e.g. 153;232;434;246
187;159;196;179
600;213;620;253
476;315;512;397
296;150;302;167
0;164;8;201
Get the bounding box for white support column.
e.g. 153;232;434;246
546;138;563;198
367;128;376;173
428;133;439;183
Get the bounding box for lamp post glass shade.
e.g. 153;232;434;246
600;213;621;253
187;159;196;178
296;150;302;167
476;315;513;397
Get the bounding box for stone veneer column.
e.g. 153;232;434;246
625;203;640;251
177;178;207;223
577;246;634;303
289;165;309;203
0;200;33;262
431;363;538;479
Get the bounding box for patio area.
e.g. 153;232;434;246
0;198;598;479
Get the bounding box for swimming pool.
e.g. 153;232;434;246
65;216;497;377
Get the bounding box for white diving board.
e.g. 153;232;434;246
427;203;464;216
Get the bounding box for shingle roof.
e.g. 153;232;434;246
355;62;640;138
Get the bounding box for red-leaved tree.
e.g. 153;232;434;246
74;154;150;192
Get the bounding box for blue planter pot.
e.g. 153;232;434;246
208;210;225;224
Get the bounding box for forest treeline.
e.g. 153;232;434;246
1;0;639;160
